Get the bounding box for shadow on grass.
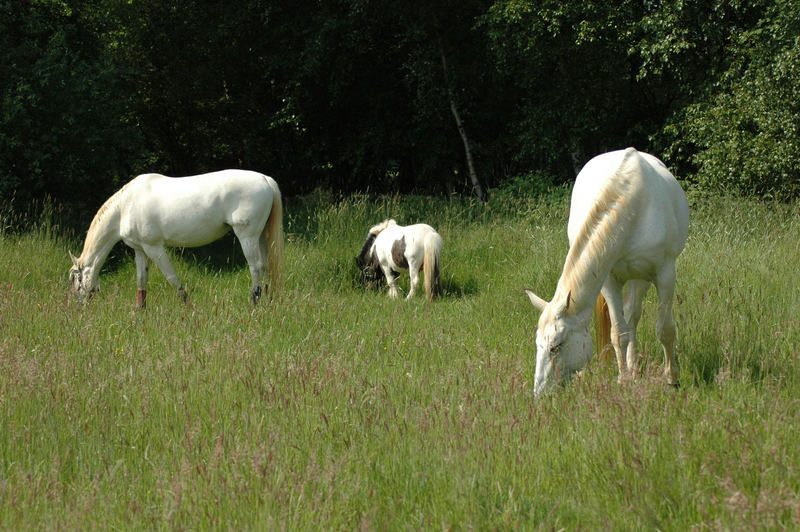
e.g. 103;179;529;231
683;328;785;387
440;276;479;299
176;233;247;273
348;271;480;300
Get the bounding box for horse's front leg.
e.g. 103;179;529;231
143;244;188;303
601;280;633;381
383;266;401;299
134;249;150;309
623;280;648;377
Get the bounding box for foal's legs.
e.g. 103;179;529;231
655;263;680;386
142;243;188;302
381;264;401;298
406;259;421;300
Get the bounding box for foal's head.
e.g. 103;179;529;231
355;233;384;287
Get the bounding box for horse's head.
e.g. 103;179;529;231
355;252;384;287
68;251;98;301
355;232;385;287
526;289;592;396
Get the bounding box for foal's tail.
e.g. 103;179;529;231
423;231;443;301
264;176;284;298
594;294;613;361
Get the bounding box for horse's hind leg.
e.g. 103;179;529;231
143;244;188;303
237;234;265;304
406;260;421;300
655;263;680;386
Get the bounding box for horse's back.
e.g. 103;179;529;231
122;170;276;247
373;222;439;271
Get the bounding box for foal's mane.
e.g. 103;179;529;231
368;219;396;235
557;150;646;309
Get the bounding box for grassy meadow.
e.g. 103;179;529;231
1;190;799;529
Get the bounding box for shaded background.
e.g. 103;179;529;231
2;0;798;221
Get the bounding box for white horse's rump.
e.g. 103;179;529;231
525;148;689;396
69;169;283;307
356;219;442;301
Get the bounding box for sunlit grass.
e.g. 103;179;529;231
0;191;798;529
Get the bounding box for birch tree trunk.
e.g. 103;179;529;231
439;43;486;204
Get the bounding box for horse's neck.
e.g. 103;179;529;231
80;197;122;270
552;266;608;320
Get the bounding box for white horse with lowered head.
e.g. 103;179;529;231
525;148;689;396
356;219;443;301
69;169;283;308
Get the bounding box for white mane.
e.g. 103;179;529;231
78;177;137;266
556;151;646;310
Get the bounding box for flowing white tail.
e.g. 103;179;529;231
423;231;443;301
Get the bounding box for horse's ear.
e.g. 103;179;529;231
524;289;548;311
69;251;79;267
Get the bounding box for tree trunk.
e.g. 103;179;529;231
439;43;486;204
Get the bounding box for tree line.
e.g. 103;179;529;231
1;0;798;217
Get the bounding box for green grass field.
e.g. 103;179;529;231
1;191;799;529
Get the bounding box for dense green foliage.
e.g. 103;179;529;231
676;0;800;198
1;0;798;213
1;192;799;529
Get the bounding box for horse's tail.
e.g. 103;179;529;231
423;231;443;301
264;176;284;298
594;293;613;361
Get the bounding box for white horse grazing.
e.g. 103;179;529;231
69;169;283;308
525;148;689;396
356;219;443;301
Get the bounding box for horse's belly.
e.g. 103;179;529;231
610;259;657;282
161;223;231;247
125;211;231;248
611;245;671;281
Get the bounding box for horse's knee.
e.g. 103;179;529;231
657;319;676;347
611;325;628;353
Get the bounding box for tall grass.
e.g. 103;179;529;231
0;191;798;529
